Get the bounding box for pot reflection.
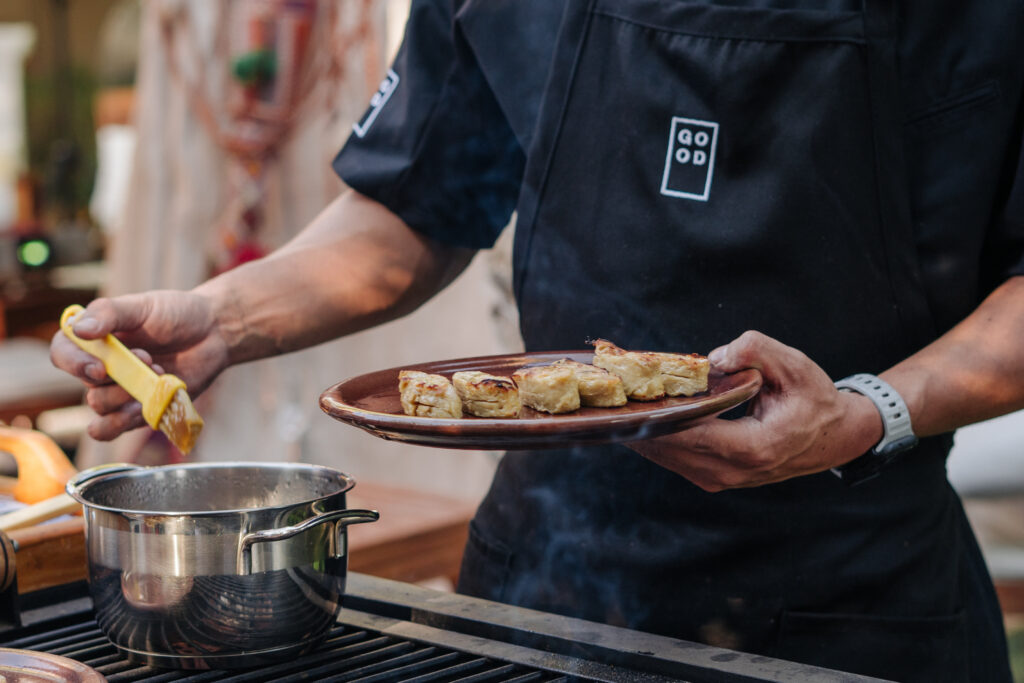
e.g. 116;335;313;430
121;571;195;610
94;560;346;668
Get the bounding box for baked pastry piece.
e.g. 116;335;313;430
511;364;580;414
398;370;462;418
590;339;665;401
551;358;627;407
452;371;521;418
650;351;711;396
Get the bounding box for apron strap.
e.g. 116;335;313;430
514;0;596;301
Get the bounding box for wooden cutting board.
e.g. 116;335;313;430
7;517;88;594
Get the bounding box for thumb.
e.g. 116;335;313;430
710;330;787;372
709;330;811;389
708;330;770;373
74;296;151;339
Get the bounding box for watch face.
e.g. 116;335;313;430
834;434;919;486
832;455;883;485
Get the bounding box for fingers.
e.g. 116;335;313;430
52;322;159;443
52;329;156;384
74;325;154;441
86;403;146;441
50;330;107;384
629;418;774;492
84;383;135;416
77;347;157;421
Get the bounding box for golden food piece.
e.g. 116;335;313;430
590;339;665;401
511;364;580;414
551;358;627;407
453;371;521;418
398;370;462;418
649;351;711;396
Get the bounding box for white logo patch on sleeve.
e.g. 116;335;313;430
660;117;719;201
353;69;401;138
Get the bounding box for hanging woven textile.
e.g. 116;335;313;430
154;0;381;275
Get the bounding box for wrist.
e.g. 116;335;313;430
838;390;885;463
193;279;249;368
831;373;919;485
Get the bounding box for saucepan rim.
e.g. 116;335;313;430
66;461;356;517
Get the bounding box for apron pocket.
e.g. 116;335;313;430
776;609;969;682
456;519;515;603
905;80;1001;133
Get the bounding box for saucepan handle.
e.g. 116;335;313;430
237;507;379;575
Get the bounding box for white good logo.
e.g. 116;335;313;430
660;117;719;201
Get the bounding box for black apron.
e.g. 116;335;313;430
455;1;1012;681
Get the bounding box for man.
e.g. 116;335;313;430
52;0;1023;680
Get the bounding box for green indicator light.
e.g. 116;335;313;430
17;239;51;267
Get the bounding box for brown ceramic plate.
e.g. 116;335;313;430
319;351;762;450
0;647;107;682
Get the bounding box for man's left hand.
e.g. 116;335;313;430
628;331;883;491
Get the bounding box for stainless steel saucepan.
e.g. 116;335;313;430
65;461;379;669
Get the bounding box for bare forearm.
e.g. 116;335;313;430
883;275;1024;436
194;190;474;365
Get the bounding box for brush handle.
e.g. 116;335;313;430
60;304;158;401
60;305;186;430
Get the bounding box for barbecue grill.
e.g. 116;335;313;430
0;572;887;682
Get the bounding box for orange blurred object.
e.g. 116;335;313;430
0;426;78;504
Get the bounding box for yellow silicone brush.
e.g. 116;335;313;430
60;304;204;454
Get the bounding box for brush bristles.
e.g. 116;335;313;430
158;389;204;454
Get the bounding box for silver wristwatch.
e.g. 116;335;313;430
830;373;918;485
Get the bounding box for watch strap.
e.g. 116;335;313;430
831;373;918;485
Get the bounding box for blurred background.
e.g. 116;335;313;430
0;1;1019;675
0;0;521;595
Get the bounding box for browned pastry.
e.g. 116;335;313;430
590;339;665;401
453;370;521;418
649;351;711;396
511;364;580;414
551;358;627;407
398;370;462;418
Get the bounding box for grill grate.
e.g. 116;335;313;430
1;612;569;683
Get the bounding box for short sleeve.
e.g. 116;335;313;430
332;0;525;249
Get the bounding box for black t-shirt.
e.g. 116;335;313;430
336;0;1024;336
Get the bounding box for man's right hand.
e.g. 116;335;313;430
49;291;229;441
48;190;477;442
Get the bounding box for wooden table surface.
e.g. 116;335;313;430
347;482;478;587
